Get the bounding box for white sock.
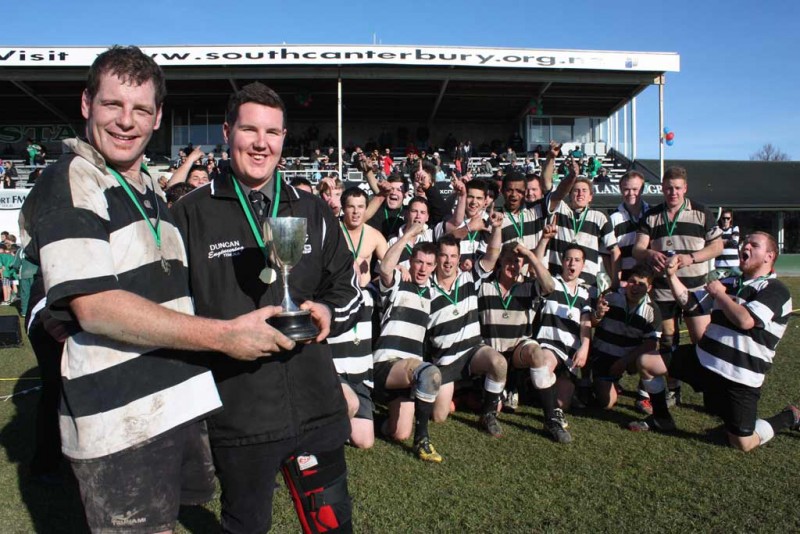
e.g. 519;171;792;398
754;419;775;446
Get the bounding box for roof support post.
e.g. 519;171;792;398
658;75;665;179
427;79;449;127
632;96;638;160
337;73;343;179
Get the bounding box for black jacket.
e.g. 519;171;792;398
172;172;361;446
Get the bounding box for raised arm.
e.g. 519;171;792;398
380;222;425;287
478;211;505;272
548;157;579;213
167;146;205;187
516;243;555;294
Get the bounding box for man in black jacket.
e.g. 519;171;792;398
172;82;361;534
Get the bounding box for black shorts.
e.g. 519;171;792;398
339;375;374;420
438;345;483;385
656;299;708;321
70;420;215;533
590;353;636;381
663;345;761;436
372;359;412;404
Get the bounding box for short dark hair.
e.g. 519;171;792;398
663;166;688;182
525;173;545;191
436;235;461;254
466;180;488;195
226;82;286;127
408;196;429;211
563;243;585;261
341;186;369;205
621;170;645;185
166;182;195;204
86;46;166;107
627;263;655;282
484;179;499;200
188;165;208;177
412;241;437;259
502;170;526;191
386;173;408;193
290;176;312;189
498;242;519;263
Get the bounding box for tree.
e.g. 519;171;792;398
750;143;790;161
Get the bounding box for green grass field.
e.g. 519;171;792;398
0;281;799;533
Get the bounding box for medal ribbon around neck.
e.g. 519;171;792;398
559;278;580;314
494;280;518;312
341;223;364;260
231;171;282;257
107;164;161;249
572;208;589;236
664;200;687;238
384;206;401;233
433;277;461;309
505;209;525;238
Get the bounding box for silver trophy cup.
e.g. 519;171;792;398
264;217;319;341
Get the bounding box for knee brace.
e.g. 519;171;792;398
281;447;352;533
530;366;556;390
412;362;441;404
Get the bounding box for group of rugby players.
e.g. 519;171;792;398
302;147;798;462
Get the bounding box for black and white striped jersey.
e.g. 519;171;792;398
536;275;593;362
694;274;791;387
592;289;661;359
374;270;431;363
548;202;617;287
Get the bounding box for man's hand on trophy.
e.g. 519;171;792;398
222;305;296;360
300;301;333;343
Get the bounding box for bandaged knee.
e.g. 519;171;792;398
642;376;666;395
412;362;441;404
530;366;556;389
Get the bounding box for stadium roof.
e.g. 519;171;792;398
638;159;800;210
0;44;679;126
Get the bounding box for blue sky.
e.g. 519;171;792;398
2;0;797;161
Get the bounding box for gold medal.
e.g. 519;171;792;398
259;266;277;284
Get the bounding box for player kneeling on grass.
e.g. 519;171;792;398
628;232;800;451
529;244;592;443
478;241;556;413
588;263;661;409
374;223;444;462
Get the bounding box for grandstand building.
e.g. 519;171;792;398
2;44;798;257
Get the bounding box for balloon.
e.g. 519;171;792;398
666;139;675;146
666;132;675;141
663;127;671;134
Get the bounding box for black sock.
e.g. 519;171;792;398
413;399;434;443
481;391;501;415
766;409;795;432
651;390;671;419
539;385;558;420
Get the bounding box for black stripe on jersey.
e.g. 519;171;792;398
429;337;481;362
105;185;172;235
429;309;481;337
32;207;111;245
698;336;772;375
116;261;192;306
429;284;477;314
60;351;209;418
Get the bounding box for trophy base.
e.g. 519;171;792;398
267;310;319;342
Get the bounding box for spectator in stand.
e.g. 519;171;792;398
206;158;220;181
586;157;603;179
569;145;584;159
594;166;611;183
454;142;469;176
3;161;18;189
26;138;42;166
504;146;517;165
217;150;230;174
716;209;741;273
382;148;394;176
318;176;344;215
